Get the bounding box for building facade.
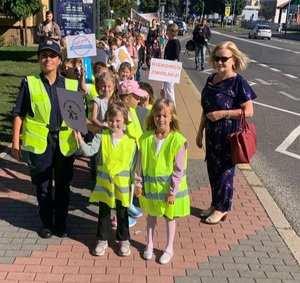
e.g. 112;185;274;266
0;0;50;45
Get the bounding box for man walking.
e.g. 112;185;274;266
193;18;211;71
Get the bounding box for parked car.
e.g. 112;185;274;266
248;24;272;40
173;20;187;36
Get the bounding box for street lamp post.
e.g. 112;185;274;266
110;10;114;19
231;0;237;29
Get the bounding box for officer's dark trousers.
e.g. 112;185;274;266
27;142;74;230
97;200;129;241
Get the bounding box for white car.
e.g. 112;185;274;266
248;24;272;40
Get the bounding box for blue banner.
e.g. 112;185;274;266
56;0;93;37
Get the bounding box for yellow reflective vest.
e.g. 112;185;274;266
22;75;78;156
86;84;98;119
127;107;143;147
139;130;190;219
89;130;136;208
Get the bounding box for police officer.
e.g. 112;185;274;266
11;40;78;238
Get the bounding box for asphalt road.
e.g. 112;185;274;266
179;28;300;237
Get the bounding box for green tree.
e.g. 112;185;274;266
189;0;246;18
0;0;43;45
139;0;158;13
0;0;43;19
259;0;276;20
107;0;138;19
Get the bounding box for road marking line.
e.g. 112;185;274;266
253;101;300;116
269;68;281;72
255;78;273;85
276;125;300;160
279;91;300;101
258;64;269;68
285;74;298;79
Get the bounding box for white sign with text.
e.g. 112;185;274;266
66;33;97;59
149;58;182;83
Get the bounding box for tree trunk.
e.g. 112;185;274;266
23;18;28;46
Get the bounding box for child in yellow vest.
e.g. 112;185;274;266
74;102;137;257
135;98;190;264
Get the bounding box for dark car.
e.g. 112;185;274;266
173;20;187;36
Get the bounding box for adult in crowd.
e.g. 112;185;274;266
196;41;257;224
37;10;61;43
135;34;145;83
145;19;161;69
159;20;167;55
11;40;79;238
115;18;123;33
161;23;181;106
192;18;211;71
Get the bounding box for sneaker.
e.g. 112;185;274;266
201;67;205;71
143;246;153;260
111;215;117;227
195;65;198;70
93;240;108;256
159;250;174;264
119;240;131;256
128;204;143;218
129;216;137;228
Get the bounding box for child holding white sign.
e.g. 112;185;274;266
161;23;181;106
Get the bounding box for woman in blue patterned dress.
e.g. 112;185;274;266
196;41;257;224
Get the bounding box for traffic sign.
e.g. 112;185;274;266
225;6;231;16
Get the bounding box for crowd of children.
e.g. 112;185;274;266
58;20;188;265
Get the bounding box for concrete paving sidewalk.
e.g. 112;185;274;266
0;69;300;283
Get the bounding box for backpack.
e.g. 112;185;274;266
186;39;195;51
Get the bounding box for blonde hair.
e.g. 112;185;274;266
209;41;250;71
103;101;130;125
95;70;116;95
145;98;180;132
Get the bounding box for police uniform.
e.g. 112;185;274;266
11;40;79;238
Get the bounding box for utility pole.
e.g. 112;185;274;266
159;0;166;20
201;0;205;21
107;0;110;19
231;0;237;29
185;0;189;23
284;0;291;37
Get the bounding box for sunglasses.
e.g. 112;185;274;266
213;56;232;63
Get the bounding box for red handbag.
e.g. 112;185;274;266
229;109;257;164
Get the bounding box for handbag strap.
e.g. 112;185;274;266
238;109;246;131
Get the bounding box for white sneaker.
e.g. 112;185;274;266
93;240;108;256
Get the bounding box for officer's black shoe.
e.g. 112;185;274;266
56;226;68;238
39;228;53;239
